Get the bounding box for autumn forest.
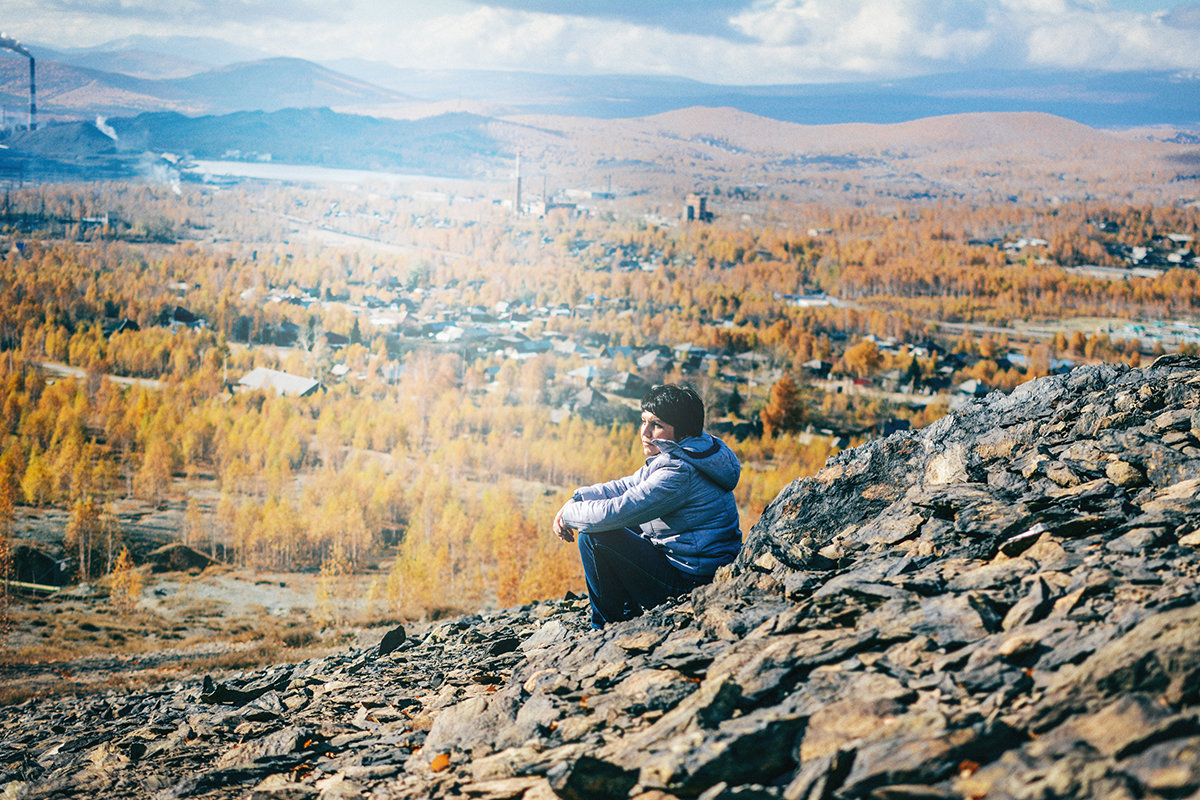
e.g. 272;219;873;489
1;177;1197;630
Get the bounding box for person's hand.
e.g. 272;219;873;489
553;500;576;542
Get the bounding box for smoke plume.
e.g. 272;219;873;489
96;116;118;141
0;33;32;59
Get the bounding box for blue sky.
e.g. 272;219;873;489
8;1;1200;84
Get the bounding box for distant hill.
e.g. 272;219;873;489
5;120;119;158
329;60;1200;130
27;34;272;72
103;108;498;175
0;56;194;118
169;58;414;113
2;38;1198;129
488;107;1164;172
639;107;1125;156
0;55;412;118
5;103;1187;193
46;48;213;81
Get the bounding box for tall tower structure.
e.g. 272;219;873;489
28;56;35;131
514;151;522;215
0;34;35;131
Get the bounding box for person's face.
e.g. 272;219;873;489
640;410;676;456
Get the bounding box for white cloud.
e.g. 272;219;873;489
9;0;1200;82
718;0;1200;79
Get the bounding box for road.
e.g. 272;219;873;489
38;362;164;390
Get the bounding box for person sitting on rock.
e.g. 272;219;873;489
553;384;742;628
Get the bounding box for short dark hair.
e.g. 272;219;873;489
641;384;704;439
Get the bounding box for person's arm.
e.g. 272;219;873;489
561;460;693;534
573;467;645;502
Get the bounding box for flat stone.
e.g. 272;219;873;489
637;706;807;796
1106;459;1148;487
1029;603;1200;731
613;630;667;654
1153;409;1195;431
837;714;1007;798
1119;736;1200;797
1046;462;1083;487
800;676;914;761
547;755;638;800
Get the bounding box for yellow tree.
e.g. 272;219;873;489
135;438;177;508
65;495;102;579
760;375;806;437
21;448;54;506
0;468;12;627
842;339;883;378
109;546;143;612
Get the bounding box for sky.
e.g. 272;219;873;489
6;0;1200;84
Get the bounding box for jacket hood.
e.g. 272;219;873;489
655;432;741;491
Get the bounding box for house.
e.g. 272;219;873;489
237;367;320;397
879;369;907;393
434;325;489;343
567;365;603;386
956;379;989;398
636;350;672;373
802;359;833;379
10;543;70;588
709;418;762;441
569;387;608;410
604;371;650;399
554;339;596;358
777;292;834;308
273;321;302;347
160;305;203;329
673;343;707;370
603;345;637;361
103;317;140;336
146;543;222;573
878;418;912;437
497;336;551;359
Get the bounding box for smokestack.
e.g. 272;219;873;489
0;34;35;131
28;56;35;131
514;151;522;215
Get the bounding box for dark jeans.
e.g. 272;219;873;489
577;528;709;629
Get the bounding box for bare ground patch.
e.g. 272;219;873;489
0;565;411;706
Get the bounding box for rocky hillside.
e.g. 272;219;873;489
3;356;1199;800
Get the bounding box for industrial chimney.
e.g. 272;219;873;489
0;33;35;131
514;150;522;216
28;56;35;131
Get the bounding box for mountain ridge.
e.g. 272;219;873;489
0;55;411;118
2;43;1198;128
5;103;1186;194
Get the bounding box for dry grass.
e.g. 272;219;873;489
0;569;413;706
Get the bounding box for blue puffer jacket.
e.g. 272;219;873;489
560;432;742;577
